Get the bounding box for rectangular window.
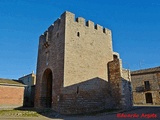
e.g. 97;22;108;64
144;81;150;91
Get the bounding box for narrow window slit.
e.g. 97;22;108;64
76;86;79;94
103;28;106;33
77;32;80;37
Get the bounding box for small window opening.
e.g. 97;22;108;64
144;81;150;91
103;28;106;33
77;32;80;37
76;86;79;94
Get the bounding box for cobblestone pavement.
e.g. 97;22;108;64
0;107;160;120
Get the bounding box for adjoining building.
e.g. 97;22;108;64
35;11;132;114
0;78;25;109
131;66;160;105
19;73;36;107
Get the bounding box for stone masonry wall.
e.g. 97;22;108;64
108;57;123;109
35;11;132;114
64;11;113;87
58;11;114;114
53;78;114;114
35;12;65;108
131;72;160;105
108;55;132;109
121;69;133;108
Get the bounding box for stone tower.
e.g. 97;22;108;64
35;11;132;114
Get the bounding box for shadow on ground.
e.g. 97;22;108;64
2;106;159;120
13;107;121;119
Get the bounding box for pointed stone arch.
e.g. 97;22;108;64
41;68;53;108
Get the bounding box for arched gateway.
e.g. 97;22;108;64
41;68;53;108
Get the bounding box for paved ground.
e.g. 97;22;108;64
0;107;160;120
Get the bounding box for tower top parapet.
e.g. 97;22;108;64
41;11;112;36
62;11;111;35
41;11;112;37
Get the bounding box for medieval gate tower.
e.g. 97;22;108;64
35;11;132;114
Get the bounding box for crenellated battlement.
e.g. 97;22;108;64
64;11;112;35
76;17;85;25
41;11;111;37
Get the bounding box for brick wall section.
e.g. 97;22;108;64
0;85;24;108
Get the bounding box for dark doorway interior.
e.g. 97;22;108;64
145;93;153;104
43;69;53;108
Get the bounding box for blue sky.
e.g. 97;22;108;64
0;0;160;79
